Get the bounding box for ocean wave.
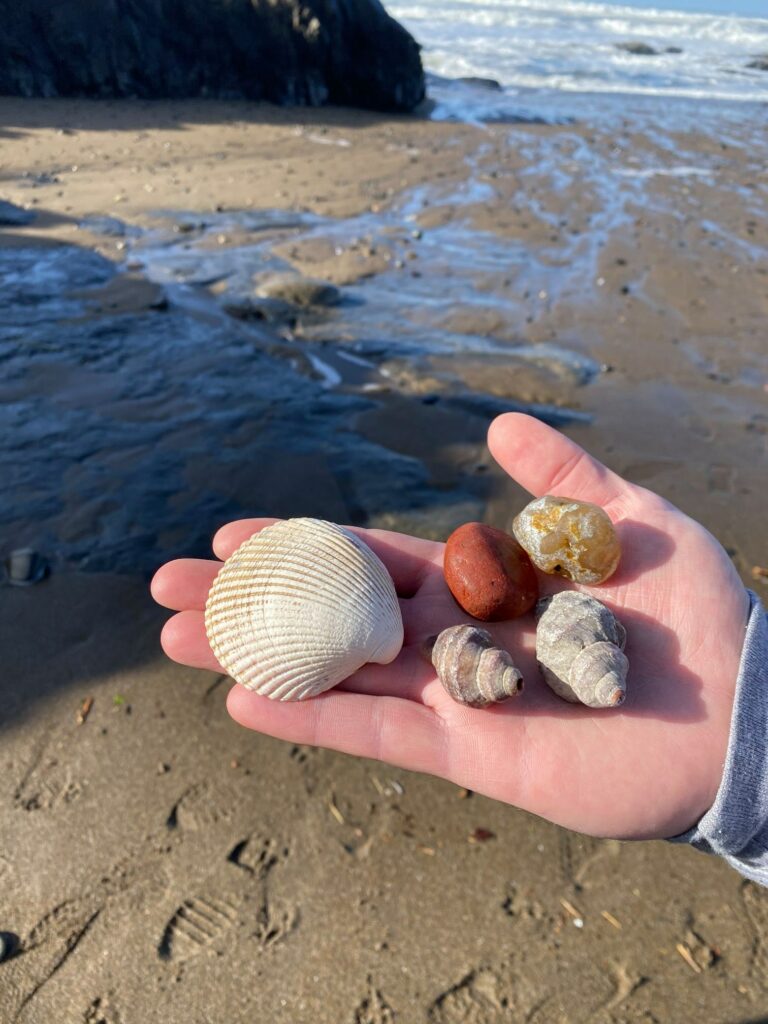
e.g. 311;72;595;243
388;0;768;104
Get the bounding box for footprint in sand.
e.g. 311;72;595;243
428;969;513;1024
289;743;323;793
83;994;123;1024
4;896;102;1023
501;882;546;924
157;887;297;963
164;780;238;831
13;739;82;812
227;834;289;878
158;836;296;964
742;880;768;980
352;977;396;1024
253;895;298;949
558;832;621;890
157;894;239;962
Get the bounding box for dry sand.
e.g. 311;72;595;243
1;97;767;1022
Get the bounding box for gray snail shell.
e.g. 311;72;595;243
535;591;628;708
424;624;523;708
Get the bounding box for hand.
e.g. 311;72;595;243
151;413;750;841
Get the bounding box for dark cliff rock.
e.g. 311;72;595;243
0;0;424;112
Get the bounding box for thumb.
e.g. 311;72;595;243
487;413;630;510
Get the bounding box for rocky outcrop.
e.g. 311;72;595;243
458;77;503;92
256;273;341;307
0;0;424;112
616;43;681;56
616;42;658;56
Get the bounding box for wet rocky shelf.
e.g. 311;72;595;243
0;205;594;575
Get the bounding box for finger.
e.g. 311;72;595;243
161;610;223;672
212;518;278;558
227;685;447;778
159;602;439;700
487;413;629;509
336;646;439;703
212;519;440;596
151;559;220;611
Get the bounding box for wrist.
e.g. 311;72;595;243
667;590;767;857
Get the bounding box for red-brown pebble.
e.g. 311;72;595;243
444;523;538;621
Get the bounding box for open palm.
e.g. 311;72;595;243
152;413;749;841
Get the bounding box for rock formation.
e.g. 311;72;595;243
0;0;424;112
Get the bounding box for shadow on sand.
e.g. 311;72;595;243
0;95;422;145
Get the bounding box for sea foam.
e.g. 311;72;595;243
388;0;768;111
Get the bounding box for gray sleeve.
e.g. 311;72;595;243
668;589;768;884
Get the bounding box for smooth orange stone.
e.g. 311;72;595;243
444;523;538;621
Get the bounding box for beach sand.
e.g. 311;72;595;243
1;97;767;1021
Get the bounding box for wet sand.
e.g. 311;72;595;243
1;96;767;1021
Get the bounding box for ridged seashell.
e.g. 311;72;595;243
535;592;628;708
205;518;404;700
424;624;523;708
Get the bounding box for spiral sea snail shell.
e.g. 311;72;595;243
205;518;404;700
535;591;628;708
424;624;523;708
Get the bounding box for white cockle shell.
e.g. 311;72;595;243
204;518;404;701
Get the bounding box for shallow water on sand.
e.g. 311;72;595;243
0;209;589;575
1;98;766;579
